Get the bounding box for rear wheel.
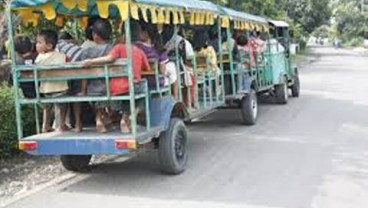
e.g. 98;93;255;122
275;78;288;104
291;71;300;97
61;155;92;172
158;118;188;175
240;89;258;125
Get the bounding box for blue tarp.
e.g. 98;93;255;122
11;0;49;8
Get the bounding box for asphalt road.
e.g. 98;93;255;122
5;47;368;208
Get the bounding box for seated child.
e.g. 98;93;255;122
134;23;179;99
55;32;83;130
35;30;68;133
14;35;37;98
193;30;220;75
74;19;114;133
236;34;256;68
82;30;150;133
193;30;221;95
56;32;82;62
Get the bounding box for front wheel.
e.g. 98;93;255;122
240;90;258;125
275;78;288;104
158;118;188;175
61;155;92;172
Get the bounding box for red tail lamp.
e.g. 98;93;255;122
115;140;137;150
19;141;38;151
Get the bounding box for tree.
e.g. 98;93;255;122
286;0;332;34
333;1;368;42
210;0;286;18
209;0;332;35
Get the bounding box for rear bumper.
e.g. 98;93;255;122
19;127;165;156
20;138;131;155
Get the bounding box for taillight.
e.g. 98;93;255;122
19;141;38;150
115;140;137;150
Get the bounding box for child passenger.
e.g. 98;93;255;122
35;30;68;133
75;19;114;133
14;36;37;98
193;30;221;95
82;25;151;133
134;23;179;99
193;30;219;74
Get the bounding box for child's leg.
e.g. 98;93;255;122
42;105;52;133
72;103;82;132
57;104;68;132
95;108;107;133
102;108;112;125
120;101;141;134
120;113;130;133
77;80;88;96
190;75;196;107
172;80;179;100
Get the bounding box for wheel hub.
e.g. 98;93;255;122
175;130;186;159
251;99;258;119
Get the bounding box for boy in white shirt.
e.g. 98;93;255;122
35;30;68;133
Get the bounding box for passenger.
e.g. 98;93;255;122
14;35;37;98
162;25;196;108
220;29;238;59
134;23;179;99
193;29;221;95
55;32;83;131
75;19;114;133
208;27;219;52
56;32;82;62
193;29;219;75
236;34;255;68
81;17;99;49
81;25;151;133
251;31;265;54
35;30;68;133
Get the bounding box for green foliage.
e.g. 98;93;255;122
332;1;368;46
312;25;330;38
210;0;332;46
287;0;332;34
0;83;36;158
344;37;364;47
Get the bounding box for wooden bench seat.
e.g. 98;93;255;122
18;61;128;82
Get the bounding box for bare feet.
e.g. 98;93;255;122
42;126;52;134
120;115;131;133
76;92;86;97
96;121;107;133
103;115;113;126
73;124;82;133
56;124;69;132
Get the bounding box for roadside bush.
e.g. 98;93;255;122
344;37;364;47
0;83;36;158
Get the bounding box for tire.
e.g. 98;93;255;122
291;72;300;98
275;78;288;104
158;118;188;175
240;90;258;125
60;155;92;172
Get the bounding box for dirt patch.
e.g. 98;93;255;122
0;153;122;206
0;154;65;205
